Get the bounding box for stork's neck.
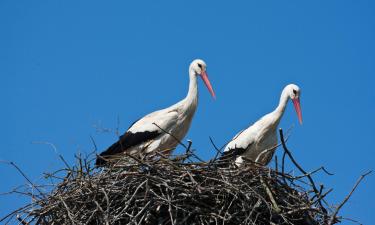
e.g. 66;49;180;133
182;68;198;111
271;88;290;125
185;68;198;101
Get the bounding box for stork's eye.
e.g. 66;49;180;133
198;63;202;69
293;89;297;94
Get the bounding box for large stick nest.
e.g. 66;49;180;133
2;130;368;225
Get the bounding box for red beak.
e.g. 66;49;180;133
200;70;216;99
292;97;303;124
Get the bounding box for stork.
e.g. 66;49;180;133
96;59;215;166
220;84;302;166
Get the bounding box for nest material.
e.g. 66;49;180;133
4;130;366;225
4;152;339;225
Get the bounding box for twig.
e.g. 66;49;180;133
16;214;29;225
3;145;365;224
328;170;372;225
31;141;71;170
90;135;98;152
152;123;187;149
260;176;281;213
209;136;222;161
0;161;45;198
185;140;193;155
279;128;327;213
292;166;334;179
182;140;193;163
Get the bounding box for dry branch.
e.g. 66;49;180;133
1;132;370;225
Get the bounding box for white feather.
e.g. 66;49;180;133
223;84;302;166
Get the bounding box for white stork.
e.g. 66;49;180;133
96;59;215;166
221;84;302;166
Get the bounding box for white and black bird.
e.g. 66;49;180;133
96;59;216;166
221;84;303;166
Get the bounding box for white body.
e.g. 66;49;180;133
224;84;301;165
96;59;213;166
126;76;198;155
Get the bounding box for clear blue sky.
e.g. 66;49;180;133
1;1;374;224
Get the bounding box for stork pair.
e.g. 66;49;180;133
95;59;302;167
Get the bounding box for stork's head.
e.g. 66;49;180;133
285;84;303;124
190;59;216;99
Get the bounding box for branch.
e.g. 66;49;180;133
152;122;187;149
209;136;222;161
0;160;45;198
31;141;71;170
279;128;327;213
182;140;193;163
328;170;372;225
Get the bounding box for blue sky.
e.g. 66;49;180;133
1;0;374;224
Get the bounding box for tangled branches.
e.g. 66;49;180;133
1;129;371;225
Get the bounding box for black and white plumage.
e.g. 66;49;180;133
96;59;215;166
221;84;303;166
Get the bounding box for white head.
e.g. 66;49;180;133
189;59;216;99
284;84;303;124
190;59;207;75
285;84;301;100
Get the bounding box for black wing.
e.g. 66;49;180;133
95;130;161;166
217;142;253;167
218;147;247;162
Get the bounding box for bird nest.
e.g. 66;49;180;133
1;130;370;225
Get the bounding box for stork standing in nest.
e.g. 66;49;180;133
96;59;216;166
221;84;302;166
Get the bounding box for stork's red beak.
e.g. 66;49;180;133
292;97;303;124
200;70;216;99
